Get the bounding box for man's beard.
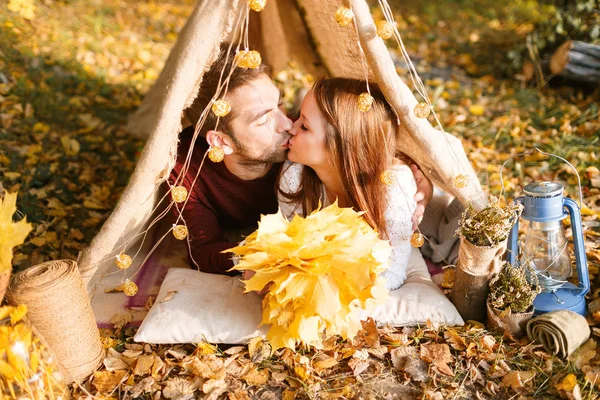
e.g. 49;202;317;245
233;135;290;167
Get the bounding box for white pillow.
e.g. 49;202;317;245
354;248;464;326
134;249;463;344
134;269;267;344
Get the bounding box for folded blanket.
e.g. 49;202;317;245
526;310;590;358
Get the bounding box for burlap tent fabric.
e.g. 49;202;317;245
78;0;489;293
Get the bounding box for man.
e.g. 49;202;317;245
169;45;432;275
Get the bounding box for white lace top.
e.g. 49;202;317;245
278;161;417;291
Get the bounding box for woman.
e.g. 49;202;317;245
278;78;416;290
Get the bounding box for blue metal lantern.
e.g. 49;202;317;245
507;181;589;316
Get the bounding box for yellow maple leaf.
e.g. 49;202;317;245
0;192;33;273
226;202;390;350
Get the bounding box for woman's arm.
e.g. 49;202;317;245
381;165;418;290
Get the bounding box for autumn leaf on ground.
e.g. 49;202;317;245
420;342;454;376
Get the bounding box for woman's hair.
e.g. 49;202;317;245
280;77;400;238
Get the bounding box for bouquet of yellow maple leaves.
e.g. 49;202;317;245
0;192;32;303
227;202;390;350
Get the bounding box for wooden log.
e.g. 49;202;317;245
522;40;600;85
450;268;491;322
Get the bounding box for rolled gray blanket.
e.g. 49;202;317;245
526;310;590;358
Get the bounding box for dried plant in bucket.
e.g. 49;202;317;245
487;261;541;337
450;197;523;322
226;202;390;350
0;192;33;303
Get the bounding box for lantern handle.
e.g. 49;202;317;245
499;147;583;209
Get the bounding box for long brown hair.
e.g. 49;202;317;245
280;78;399;238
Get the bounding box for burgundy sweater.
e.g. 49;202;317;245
169;127;279;275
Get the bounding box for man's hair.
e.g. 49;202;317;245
184;44;271;138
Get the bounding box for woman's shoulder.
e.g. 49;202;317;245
389;161;416;185
279;161;304;193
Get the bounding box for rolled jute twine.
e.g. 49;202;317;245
6;259;105;383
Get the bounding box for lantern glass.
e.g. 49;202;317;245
521;220;572;292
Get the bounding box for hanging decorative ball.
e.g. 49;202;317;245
236;50;262;69
208;146;225;163
414;102;431;119
410;232;425;248
453;174;469;189
335;6;353;27
376;20;395;40
173;224;188;240
171;186;188;203
212;99;231;117
248;0;267;12
116;253;132;270
358;92;374;112
123;279;138;297
380;170;394;185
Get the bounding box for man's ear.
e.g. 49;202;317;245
206;130;235;155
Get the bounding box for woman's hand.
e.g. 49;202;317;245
411;164;433;231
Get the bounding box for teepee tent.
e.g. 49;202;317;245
77;0;489;294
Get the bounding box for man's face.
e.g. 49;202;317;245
226;75;293;164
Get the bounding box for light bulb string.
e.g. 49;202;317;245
349;3;371;96
393;173;454;266
86;6;248;278
376;0;468;177
499;147;583;209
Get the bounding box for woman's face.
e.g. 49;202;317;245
287;90;330;167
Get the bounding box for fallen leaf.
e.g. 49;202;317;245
92;370;127;393
391;346;429;382
242;366;270;386
103;357;129;372
312;353;338;370
159;290;178;303
133;354;155;376
420;342;454;376
444;329;466;350
569;339;597;370
163;377;196;399
248;336;272;363
555;373;577;392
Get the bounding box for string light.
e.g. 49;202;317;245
123;279;138;296
211;99;231;117
380;170;394;185
453;174;469;189
410;232;425;248
335;6;354;26
235;50;262;69
376;20;395;40
171;186;188;203
248;0;266;12
172;225;188;240
414;102;431;119
115;253;132;270
358;92;374;112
